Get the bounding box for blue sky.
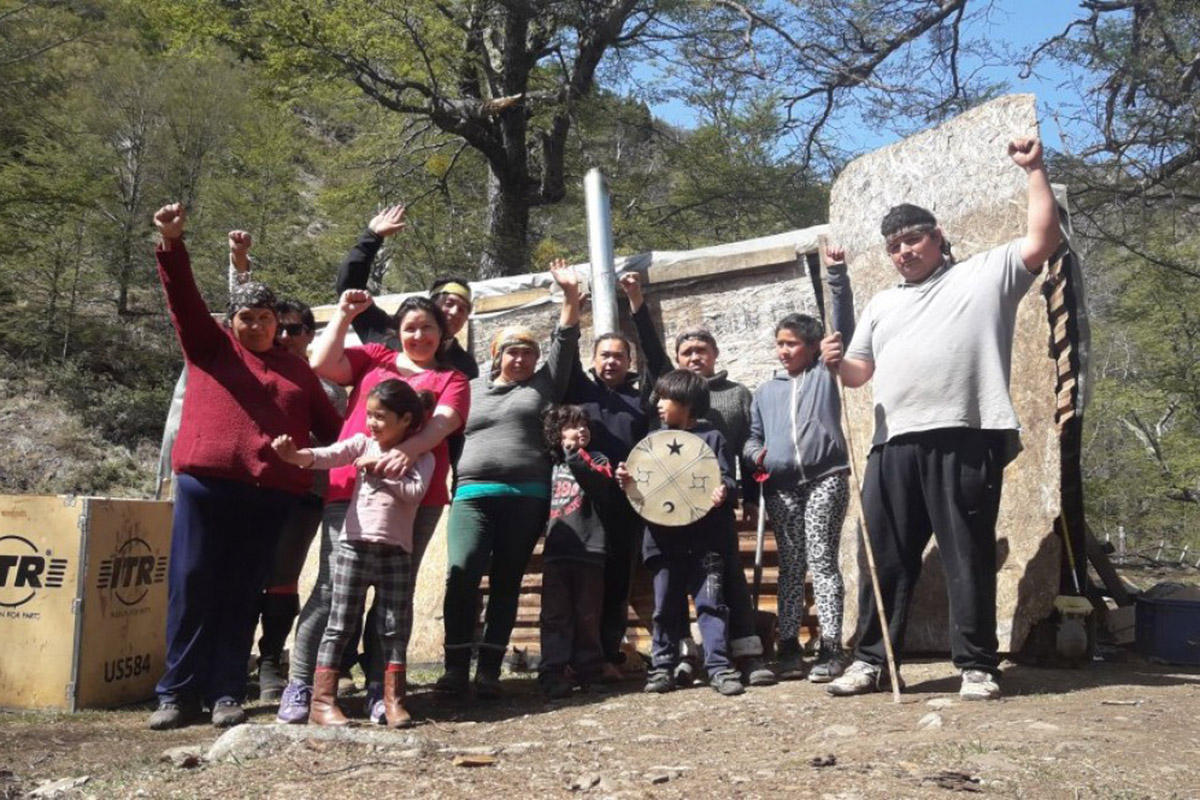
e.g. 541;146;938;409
641;0;1094;159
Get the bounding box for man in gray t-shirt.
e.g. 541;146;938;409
821;138;1062;701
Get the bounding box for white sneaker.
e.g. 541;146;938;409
959;669;1001;700
827;659;902;696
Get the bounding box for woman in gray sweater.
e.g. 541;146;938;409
437;259;582;698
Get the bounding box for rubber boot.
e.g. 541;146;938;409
309;668;350;726
257;592;299;702
474;647;505;699
383;666;412;729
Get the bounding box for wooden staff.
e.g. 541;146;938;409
809;237;902;703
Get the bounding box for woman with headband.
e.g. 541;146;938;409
436;258;581;699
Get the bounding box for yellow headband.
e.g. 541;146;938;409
435;282;473;304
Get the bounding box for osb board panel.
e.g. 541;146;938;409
0;495;84;711
75;499;172;708
829;94;1061;654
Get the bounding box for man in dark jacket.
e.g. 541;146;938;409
333;204;479;380
566;274;672;677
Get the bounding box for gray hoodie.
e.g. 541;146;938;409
744;263;855;491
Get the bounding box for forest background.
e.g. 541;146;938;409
1;0;1197;557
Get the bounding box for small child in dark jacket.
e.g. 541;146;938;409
539;404;619;699
617;370;744;697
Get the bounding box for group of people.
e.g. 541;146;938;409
147;136;1061;730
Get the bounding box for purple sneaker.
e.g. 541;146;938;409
276;679;311;724
365;682;385;725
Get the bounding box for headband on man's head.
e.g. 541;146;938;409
880;203;938;239
226;282;278;322
431;281;473;305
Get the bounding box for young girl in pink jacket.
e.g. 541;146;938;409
273;379;435;728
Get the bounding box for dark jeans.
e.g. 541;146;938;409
853;429;1006;675
257;495;323;661
443;494;549;673
539;559;605;682
648;550;731;675
157;474;293;705
719;507;761;656
599;496;643;663
290;501;350;684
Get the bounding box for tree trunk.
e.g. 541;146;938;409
479;167;531;278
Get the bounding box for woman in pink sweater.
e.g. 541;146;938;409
274;379;435;728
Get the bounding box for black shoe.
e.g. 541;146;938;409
540;675;574;700
644;668;675;694
711;669;746;696
474;670;502;700
211;698;246;728
741;656;778;686
257;654;286;702
673;661;696;688
148;700;199;731
434;667;470;695
808;645;847;684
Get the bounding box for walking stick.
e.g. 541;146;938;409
752;463;769;610
808;241;902;703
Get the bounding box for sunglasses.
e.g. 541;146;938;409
279;323;310;336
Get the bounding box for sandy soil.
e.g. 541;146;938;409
2;653;1198;800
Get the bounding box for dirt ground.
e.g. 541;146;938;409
2;651;1198;800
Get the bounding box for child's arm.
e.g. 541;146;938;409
272;435;315;468
565;449;616;501
273;434;365;470
615;461;633;491
708;429;737;507
744;391;766;466
824;245;856;344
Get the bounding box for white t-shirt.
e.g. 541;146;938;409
845;240;1037;449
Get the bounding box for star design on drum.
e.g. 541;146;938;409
690;474;709;490
666;438;684;455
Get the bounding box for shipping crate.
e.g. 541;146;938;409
0;495;172;711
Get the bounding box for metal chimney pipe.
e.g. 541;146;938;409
584;168;618;336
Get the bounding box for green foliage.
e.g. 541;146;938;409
1082;225;1200;549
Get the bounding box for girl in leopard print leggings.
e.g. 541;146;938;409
763;475;849;677
745;258;856;682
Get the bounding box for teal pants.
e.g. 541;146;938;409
443;494;549;673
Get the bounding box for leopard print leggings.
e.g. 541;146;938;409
764;472;850;648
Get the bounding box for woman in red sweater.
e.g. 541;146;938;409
149;203;342;730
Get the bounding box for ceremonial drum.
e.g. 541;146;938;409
623;430;721;526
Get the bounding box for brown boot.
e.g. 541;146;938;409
383;667;412;729
310;668;350;726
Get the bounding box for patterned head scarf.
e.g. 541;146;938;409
226;281;278;324
489;326;540;379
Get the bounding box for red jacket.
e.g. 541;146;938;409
156;242;342;495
